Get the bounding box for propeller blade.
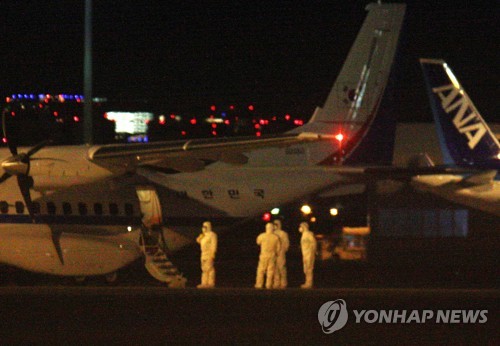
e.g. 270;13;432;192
26;140;52;157
2;110;17;156
0;172;12;183
51;229;65;265
17;175;35;223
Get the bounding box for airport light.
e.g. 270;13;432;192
262;212;271;222
301;204;312;215
335;133;344;142
330;208;339;216
270;208;280;215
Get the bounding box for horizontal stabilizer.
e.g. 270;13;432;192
460;170;497;187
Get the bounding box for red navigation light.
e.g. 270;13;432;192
335;133;344;142
248;104;254;111
262;212;271;222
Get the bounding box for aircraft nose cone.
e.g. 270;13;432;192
1;155;29;176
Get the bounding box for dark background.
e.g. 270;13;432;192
1;0;497;121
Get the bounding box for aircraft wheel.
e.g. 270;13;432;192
74;276;86;284
105;271;118;284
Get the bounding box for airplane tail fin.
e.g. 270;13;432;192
420;59;500;169
295;3;406;166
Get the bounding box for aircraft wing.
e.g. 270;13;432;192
87;132;336;172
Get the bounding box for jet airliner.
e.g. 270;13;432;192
413;59;500;216
0;3;406;281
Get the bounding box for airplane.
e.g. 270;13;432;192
0;2;406;282
412;58;500;217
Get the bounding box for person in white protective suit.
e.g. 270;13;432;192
255;222;281;289
196;221;217;288
299;222;317;289
272;219;289;288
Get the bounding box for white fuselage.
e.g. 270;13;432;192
0;145;352;276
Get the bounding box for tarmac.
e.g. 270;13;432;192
0;220;498;344
0;286;498;345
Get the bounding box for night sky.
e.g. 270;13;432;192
1;0;498;122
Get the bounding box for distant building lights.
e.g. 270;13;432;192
330;208;339;216
159;115;166;125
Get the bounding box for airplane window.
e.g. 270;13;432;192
109;203;119;215
125;203;134;216
47;202;56;215
63;202;72;215
94;203;103;216
32;202;41;214
15;201;24;214
78;203;88;216
0;201;8;214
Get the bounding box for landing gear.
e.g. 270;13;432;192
104;271;118;284
74;276;86;284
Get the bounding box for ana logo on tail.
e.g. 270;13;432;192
432;84;486;149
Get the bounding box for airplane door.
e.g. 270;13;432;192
135;186;163;228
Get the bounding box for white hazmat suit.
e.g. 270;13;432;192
255;223;281;289
273;219;289;288
196;221;217;288
299;222;317;289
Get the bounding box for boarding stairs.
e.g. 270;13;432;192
140;228;187;288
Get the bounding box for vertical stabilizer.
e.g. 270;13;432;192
298;3;406;166
420;59;500;169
